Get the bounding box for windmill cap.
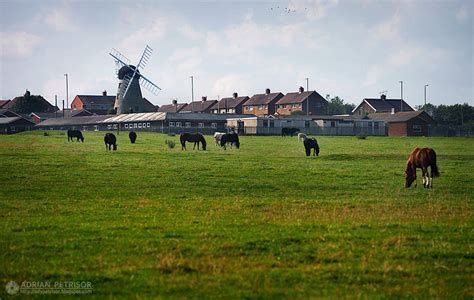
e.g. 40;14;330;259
118;65;140;80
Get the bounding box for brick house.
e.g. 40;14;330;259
275;87;328;116
243;89;284;116
180;97;218;113
368;111;433;136
71;91;116;114
352;94;414;116
210;93;249;114
158;100;187;113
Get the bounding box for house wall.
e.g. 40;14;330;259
353;102;375;116
71;96;84;110
388;122;407;136
276;95;328;116
407;118;429;136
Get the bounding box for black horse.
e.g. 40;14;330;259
180;133;206;151
220;132;240;150
67;129;84;142
282;127;300;137
104;133;117;151
303;138;319;156
129;131;137;144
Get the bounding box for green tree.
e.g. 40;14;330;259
10;91;54;114
327;96;356;115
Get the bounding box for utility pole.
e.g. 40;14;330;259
64;74;69;109
399;80;403;112
424;84;429;107
55;95;58;118
305;77;309;116
190;76;194;112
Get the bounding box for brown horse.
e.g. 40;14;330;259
180;132;207;151
405;148;439;188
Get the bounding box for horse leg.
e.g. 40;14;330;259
428;167;433;188
181;141;186;151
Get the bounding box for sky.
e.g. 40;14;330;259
0;0;472;109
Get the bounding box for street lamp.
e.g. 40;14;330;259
64;73;69;109
190;76;194;112
424;84;429;107
399;80;403;112
305;77;309;115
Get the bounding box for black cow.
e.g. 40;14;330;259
129;131;137;144
220;132;240;150
104;133;117;151
67;130;84;142
303;138;320;157
281;127;300;137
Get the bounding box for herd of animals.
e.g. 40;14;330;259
66;129;439;188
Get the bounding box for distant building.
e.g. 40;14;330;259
157;100;187;113
275;87;328;116
29;109;94;124
243;88;284;116
352;94;414;116
0;100;11;108
3;91;57;113
210;93;249;114
71;91;116;115
0;115;35;134
180;97;218;114
367;111;433;136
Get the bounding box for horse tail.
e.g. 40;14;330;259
431;150;440;177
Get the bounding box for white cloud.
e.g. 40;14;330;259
118;18;168;59
288;0;338;21
211;74;251;97
45;7;78;32
167;47;203;72
388;46;422;66
456;5;469;21
0;31;41;59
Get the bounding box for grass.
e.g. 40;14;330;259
0;131;473;298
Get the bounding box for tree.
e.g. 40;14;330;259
327;96;356;115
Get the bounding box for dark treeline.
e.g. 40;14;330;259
417;103;474;128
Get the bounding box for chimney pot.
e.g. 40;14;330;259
103;90;107;96
391;107;395;114
233;92;238;99
299;86;304;94
381;94;386;101
172;99;178;105
265;88;270;95
202;96;207;102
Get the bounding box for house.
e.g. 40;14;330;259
158;100;187;113
3;91;57;113
352;94;414;116
242;89;284;116
180;97;218;114
210;93;249;114
0;109;21;118
367;111;433;136
275;87;328;116
70;91;116;115
0;116;35;134
29;109;94;124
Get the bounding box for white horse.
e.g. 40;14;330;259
214;132;225;146
298;132;307;142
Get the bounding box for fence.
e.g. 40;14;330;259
428;125;474;137
240;126;386;136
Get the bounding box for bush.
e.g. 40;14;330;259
356;134;367;140
167;133;176;137
165;140;176;149
43;132;50;136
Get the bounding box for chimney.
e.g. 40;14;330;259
299;86;304;94
265;88;270;95
233;92;238;99
381;94;386;101
391;108;395;114
201;96;207;102
172;99;178;105
102;90;107;96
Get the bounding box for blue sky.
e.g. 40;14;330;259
0;0;472;109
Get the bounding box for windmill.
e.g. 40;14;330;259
109;45;161;114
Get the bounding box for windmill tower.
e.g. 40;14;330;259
109;45;161;114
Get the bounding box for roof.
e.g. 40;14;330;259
210;96;249;110
158;104;184;112
101;112;166;123
76;95;116;106
367;111;433;123
0;116;35;125
0;100;11;108
244;92;284;106
276;91;327;104
356;98;414;113
0;109;21;117
141;97;157;111
165;112;254;121
181;100;218;112
30;109;94;119
36;115;111;127
4;95;56;111
158;103;187;112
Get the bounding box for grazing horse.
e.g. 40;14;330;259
67;129;84;142
104;133;117;151
129;131;137;144
214;132;225;146
405;147;439;188
282;127;300;137
180;132;207;151
298;132;307;142
220;132;240;150
303;138;319;157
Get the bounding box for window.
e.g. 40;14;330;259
331;121;336;128
249;106;254;111
259;105;264;110
138;123;142;128
169;122;175;127
185;122;191;128
293;104;298;108
316;102;321;107
125;124;128;129
269;120;274;128
129;124;133;128
176;122;182;127
107;125;112;129
211;123;217;128
198;123;204;128
305;121;310;128
368;122;373;128
147;123;151;128
113;124;117;129
134;124;138;128
413;124;422;132
142;123;146;128
374;122;379;129
263;120;268;127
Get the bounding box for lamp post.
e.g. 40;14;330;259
424;84;429;107
64;74;69;109
305;77;309;116
399;80;403;112
190;76;194;112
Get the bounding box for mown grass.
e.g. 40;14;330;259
0;131;473;298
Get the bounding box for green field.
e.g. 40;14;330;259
0;131;473;298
